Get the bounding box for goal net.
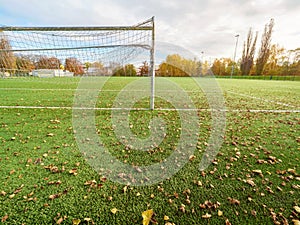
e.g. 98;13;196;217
0;17;154;78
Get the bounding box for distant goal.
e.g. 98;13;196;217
0;17;154;76
0;17;155;108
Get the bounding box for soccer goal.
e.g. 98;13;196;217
0;17;155;108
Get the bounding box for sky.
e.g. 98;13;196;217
0;0;299;63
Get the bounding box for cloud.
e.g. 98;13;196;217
0;0;299;59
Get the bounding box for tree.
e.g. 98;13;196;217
138;61;149;76
157;54;201;77
263;44;285;75
157;62;189;77
0;37;17;74
256;18;275;75
211;58;234;76
16;55;35;75
211;59;223;76
65;57;84;75
240;28;258;75
36;56;61;69
113;64;137;76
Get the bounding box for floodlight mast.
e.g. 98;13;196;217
231;34;239;78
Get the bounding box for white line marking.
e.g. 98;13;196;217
0;88;205;93
0;105;299;113
227;90;297;108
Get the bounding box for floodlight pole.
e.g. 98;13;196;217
231;34;239;78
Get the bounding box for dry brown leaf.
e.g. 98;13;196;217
228;197;240;205
49;193;60;200
246;179;256;187
225;218;232;225
252;169;263;175
9;194;15;199
189;155;196;161
69;168;78;176
13;184;24;194
1;215;8;222
56;217;64;224
292;220;300;225
47;133;54;137
294;206;300;213
202;213;212;219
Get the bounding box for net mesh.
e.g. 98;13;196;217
0;18;154;77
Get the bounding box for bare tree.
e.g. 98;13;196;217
256;18;275;75
240;28;258;75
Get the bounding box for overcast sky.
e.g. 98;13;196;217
0;0;299;62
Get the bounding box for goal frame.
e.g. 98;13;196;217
0;17;155;109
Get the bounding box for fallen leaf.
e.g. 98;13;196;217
225;218;232;225
111;208;118;214
164;215;169;220
294;206;300;213
49;193;61;200
84;180;97;187
142;209;154;225
218;210;223;216
9;194;15;199
288;169;296;175
251;210;257;217
292;220;300;225
69;168;78;176
246;179;256;187
56;217;64;224
228;197;240;205
13;184;24;194
189;155;196;161
252;169;263;175
72;219;81;225
123;186;128;193
84;218;92;222
1;215;8;222
202;213;212;219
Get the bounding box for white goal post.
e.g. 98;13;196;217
0;17;155;109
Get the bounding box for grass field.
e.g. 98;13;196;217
0;77;299;225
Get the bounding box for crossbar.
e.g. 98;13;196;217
0;26;153;32
0;44;152;52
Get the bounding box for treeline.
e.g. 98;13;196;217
112;54;209;77
0;37;85;75
211;46;300;76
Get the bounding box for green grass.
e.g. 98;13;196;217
0;77;299;224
